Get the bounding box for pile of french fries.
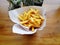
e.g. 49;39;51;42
18;8;44;31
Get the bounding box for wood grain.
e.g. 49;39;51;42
0;0;60;45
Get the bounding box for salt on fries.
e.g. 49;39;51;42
18;8;44;31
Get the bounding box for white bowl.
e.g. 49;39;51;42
9;6;46;35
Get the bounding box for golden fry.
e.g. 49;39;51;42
29;17;35;23
32;14;40;19
28;23;33;28
20;20;29;24
34;19;41;24
18;15;23;21
32;27;34;32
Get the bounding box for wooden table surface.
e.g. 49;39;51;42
0;0;60;45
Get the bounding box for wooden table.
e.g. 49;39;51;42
0;0;60;45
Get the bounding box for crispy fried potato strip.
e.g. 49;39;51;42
18;8;44;31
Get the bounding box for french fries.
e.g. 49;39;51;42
32;27;34;32
18;8;44;31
